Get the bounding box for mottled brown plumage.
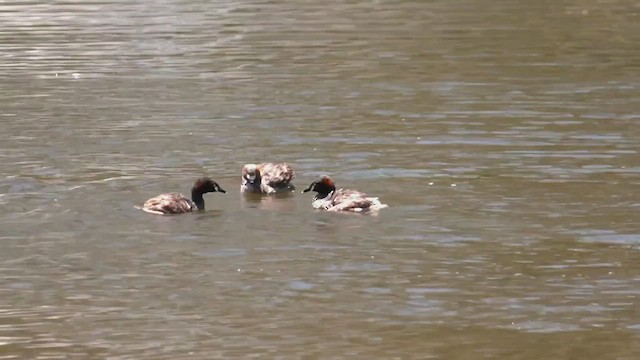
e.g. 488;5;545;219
302;175;387;212
241;163;295;194
142;193;197;215
140;177;225;215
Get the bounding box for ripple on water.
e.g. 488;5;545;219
193;248;247;258
573;230;640;245
504;321;582;333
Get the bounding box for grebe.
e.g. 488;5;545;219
302;175;387;212
241;163;295;194
140;177;225;215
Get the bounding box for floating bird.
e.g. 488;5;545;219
139;177;225;215
241;163;295;194
302;175;387;212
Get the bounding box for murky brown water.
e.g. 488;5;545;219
1;0;640;358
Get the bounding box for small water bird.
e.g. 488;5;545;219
241;163;295;194
139;177;225;215
301;175;387;212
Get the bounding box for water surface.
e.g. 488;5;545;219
1;0;640;358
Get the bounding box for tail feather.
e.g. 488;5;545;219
367;197;388;210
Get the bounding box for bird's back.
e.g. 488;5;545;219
142;193;196;215
327;188;387;212
258;163;295;188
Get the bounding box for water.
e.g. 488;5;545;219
1;0;639;358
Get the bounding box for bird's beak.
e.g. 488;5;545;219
218;187;226;193
301;182;315;193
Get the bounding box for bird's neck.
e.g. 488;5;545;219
316;188;334;200
191;189;205;210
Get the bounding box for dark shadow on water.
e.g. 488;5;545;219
240;191;297;212
193;210;224;220
132;206;224;220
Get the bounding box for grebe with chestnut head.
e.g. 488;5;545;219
140;177;226;215
302;175;387;212
241;163;295;194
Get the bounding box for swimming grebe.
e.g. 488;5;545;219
302;175;387;212
241;163;295;194
140;177;226;215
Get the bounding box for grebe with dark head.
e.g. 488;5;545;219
140;177;226;215
302;175;387;212
241;163;295;194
